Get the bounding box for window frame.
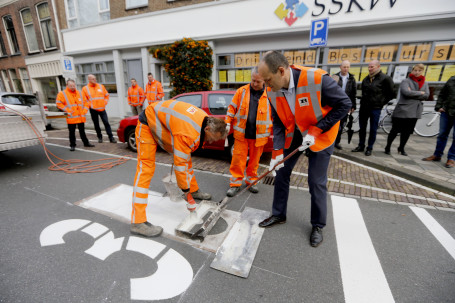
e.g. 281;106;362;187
19;8;40;54
8;68;24;93
75;61;117;94
19;68;33;94
125;0;148;10
0;31;7;56
65;0;79;28
36;2;57;50
2;15;20;55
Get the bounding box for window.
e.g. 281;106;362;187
0;72;5;91
0;32;7;56
3;15;20;54
65;0;110;28
1;70;11;91
8;69;24;93
126;0;148;9
19;68;33;94
36;3;56;49
208;93;233;115
174;94;202;108
75;61;117;93
20;9;40;53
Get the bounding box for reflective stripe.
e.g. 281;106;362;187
233;125;245;134
226;112;235;118
85;84;106;110
230;179;242;185
174;165;186;172
160;106;201;132
295;69;323;121
134;187;148;194
133;123;145;222
174;149;190;161
133;196;148;204
233;88;246;122
228;101;238;110
256;133;269;139
257;120;271;125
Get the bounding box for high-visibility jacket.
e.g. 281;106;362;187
143;100;207;190
127;85;145;106
266;65;339;152
82;83;109;111
225;84;272;147
56;88;89;124
145;80;164;102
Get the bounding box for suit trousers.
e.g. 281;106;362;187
90;108;114;140
272;130;334;228
68;123;89;147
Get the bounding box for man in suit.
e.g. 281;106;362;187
257;51;351;247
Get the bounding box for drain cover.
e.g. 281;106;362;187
262;176;275;185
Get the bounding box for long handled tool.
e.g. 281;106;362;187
176;144;307;241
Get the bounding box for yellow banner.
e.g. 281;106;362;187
425;65;443;82
441;65;455;82
219;70;227;83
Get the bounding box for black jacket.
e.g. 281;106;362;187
335;72;357;110
360;71;395;110
436;76;455;117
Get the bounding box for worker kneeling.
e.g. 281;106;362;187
225;67;273;197
130;100;228;237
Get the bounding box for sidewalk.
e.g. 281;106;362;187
334;129;455;196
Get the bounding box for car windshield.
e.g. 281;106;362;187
2;95;39;107
175;94;202;108
208;94;233;115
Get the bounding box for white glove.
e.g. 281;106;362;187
225;123;230;135
299;134;315;151
269;152;284;177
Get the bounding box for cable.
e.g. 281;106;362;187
1;104;130;174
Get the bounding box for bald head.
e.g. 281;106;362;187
88;74;97;84
368;60;381;76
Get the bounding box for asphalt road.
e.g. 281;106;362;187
1;144;454;303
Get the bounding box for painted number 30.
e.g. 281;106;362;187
40;219;193;301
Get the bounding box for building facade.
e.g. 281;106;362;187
53;0;455;118
0;0;63;104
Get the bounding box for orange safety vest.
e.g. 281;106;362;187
267;65;339;152
225;84;272;147
145;81;164;102
82;83;109;111
128;85;145;106
56;88;88;124
144;100;207;189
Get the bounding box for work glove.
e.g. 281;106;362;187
182;192;196;212
225;123;230;135
269;149;284;177
299;126;323;151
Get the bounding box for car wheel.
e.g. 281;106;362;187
126;128;137;152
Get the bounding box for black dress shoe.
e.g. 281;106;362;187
84;143;95;147
397;147;408;156
258;215;286;228
365;149;372;156
384;148;391;155
98;138;103;143
334;144;342;150
110;138;117;143
70;146;75;151
310;227;323;247
351;146;365;152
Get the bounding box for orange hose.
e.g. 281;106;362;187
1;105;130;173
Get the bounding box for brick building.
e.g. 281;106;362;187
0;0;64;103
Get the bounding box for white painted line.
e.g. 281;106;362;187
81;222;109;238
126;236;165;259
410;206;455;261
84;232;124;261
332;195;395;303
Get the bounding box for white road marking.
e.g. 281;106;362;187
410;206;455;261
40;219;91;246
126;236;165;259
84;232;124;261
332;195;395;303
81;222;109;238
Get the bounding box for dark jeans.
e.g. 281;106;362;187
335;114;348;145
89;108;114;140
358;108;381;150
68;123;89;147
434;112;455;160
272;130;333;228
386;117;417;151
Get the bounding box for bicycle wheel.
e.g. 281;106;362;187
415;112;440;137
381;114;393;134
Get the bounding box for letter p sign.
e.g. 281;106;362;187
310;18;329;48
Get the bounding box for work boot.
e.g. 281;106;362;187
110;137;117;143
191;190;211;200
422;155;441;162
130;222;163;237
226;186;241;197
248;184;259;194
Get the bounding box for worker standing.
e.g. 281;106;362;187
225;67;272;197
130;100;228;237
257;51;351;247
127;78;145;116
144;73;165;107
56;79;95;151
82;74;117;143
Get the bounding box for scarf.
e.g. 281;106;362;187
409;74;425;89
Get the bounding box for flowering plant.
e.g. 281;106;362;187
150;38;213;97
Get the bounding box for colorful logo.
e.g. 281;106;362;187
275;0;309;26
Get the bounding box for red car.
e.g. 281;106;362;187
117;90;273;157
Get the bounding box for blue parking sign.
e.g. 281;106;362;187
310;18;329;48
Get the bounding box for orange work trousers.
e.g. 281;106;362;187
229;138;265;188
131;122;198;223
